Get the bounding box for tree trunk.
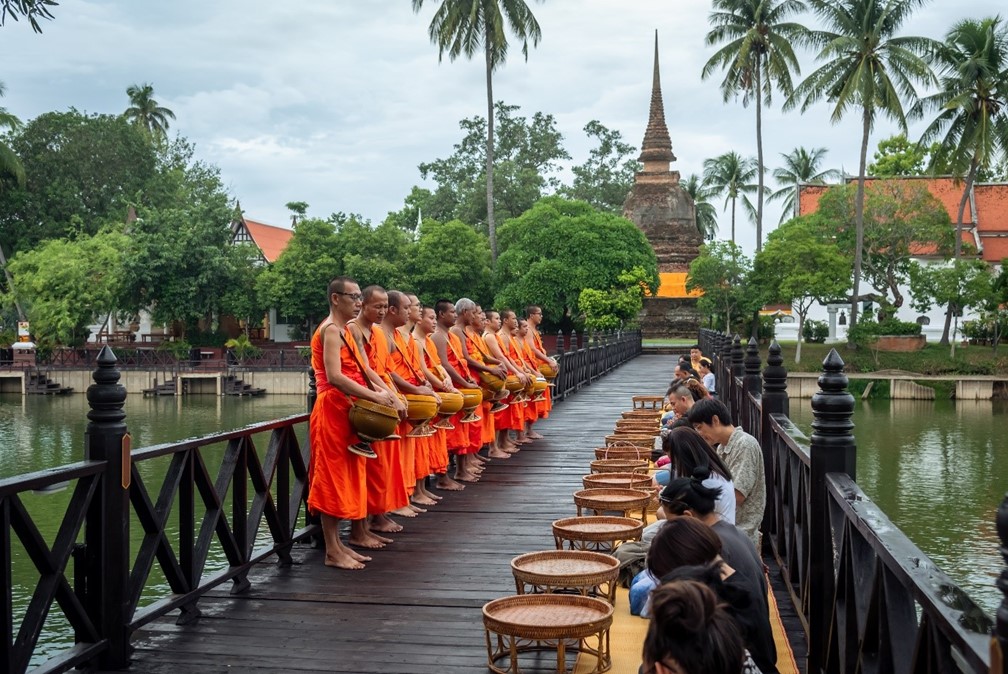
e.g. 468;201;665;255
754;59;764;252
795;314;804;364
484;37;497;261
850;108;871;334
941;158;978;345
730;197;737;244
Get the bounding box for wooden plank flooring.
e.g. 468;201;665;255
112;355;806;673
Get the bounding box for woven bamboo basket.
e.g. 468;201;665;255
552;516;644;550
482;593;613;641
588;458;649;474
593;446;648;461
574;488;651;523
622;409;663;419
604;434;656;447
582;472;653;490
510;550;619;592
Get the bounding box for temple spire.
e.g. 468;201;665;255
638;30;676;171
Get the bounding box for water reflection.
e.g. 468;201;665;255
790;397;1008;616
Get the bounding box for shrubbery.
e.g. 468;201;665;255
846;317;921;347
802;319;828;343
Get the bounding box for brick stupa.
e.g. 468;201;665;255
622;33;703;338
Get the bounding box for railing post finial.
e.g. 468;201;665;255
84;345;131;668
761;340;789;417
731;334;745;377
743;336;762;395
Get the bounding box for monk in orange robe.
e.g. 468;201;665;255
347;286;408;542
432;299;478;489
525;304;557;435
415;305;454;491
406;296;448;505
516;319;544;432
309;276;400;570
483;309;531;457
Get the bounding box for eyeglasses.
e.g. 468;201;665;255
335;292;363;301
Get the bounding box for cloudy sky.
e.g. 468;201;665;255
2;0;1002;254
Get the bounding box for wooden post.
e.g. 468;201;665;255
731;334;745;378
995;492;1007;674
83;346;130;668
743;337;762;397
760;340;788;550
808;349;856;674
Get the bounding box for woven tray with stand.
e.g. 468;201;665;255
573;488;651;524
588;458;649;474
551;516;644;552
483;594;613;674
510;550;620;605
582;472;653;491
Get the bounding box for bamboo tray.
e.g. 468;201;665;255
552;515;644;552
573;488;651;523
593;446;649;460
510;550;619;603
483;593;614;640
582;472;653;490
622;409;662;419
604;434;656;447
588;458;649;474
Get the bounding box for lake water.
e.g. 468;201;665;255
1;391;1005;664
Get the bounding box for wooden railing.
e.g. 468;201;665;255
698;329;1008;674
551;329;642;402
0;347;314;673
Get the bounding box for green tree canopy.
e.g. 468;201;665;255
0;109;157;255
577;266;651;331
124;83;176;142
559;120;640;214
814;180;953;315
752;215;850;361
768;146;840;223
494;197;658;331
408;218;493;307
417;102;568;230
867;134;934;176
702;151;759;244
682;173;719;241
908;258;992;351
687;240;761;332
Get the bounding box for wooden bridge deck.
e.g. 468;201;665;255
112;355;806;673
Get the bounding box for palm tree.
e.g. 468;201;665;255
702;151;759;244
768;146;841;223
124;83;176;141
683;173;720;240
0;81;24;188
912;17;1008;344
785;0;937;329
702;0;807;252
411;0;543;261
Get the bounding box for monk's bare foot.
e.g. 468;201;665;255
413;494;437;506
345;548;372;563
391;506;418;518
504;445;520;454
455;472;479;483
422;488;443;501
348;535;385;549
488;448;511;459
370;515;403;533
436;476;465;491
408;503;427;513
527;431;544;439
325;551;365;570
369;531;394;544
472;453;489;464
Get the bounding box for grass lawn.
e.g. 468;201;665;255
757;341;1008;375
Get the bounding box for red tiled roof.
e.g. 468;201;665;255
798;177;1008;263
241;218;293;263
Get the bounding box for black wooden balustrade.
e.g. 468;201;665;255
698;328;1008;674
1;332;642;673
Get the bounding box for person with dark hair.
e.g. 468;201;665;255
655;427;735;523
663;562;777;674
642;580;747;674
698;357;716;396
672;362;696;383
689;344;704;372
659;472;764;598
687;398;766;549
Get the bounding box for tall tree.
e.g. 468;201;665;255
561;120;640;214
786;0;938;329
0;0;57;32
702;151;759;244
702;0;806;252
768;146;840;223
867;133;932;176
124;83;176;141
0;82;24;189
412;0;544;261
914;17;1008;260
682;173;719;241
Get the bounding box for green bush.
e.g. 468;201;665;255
847;317;920;347
802;319;828;343
961;312;1008;345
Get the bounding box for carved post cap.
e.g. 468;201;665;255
810;349;856;475
86;346;126;427
763;340;788;395
744;337;761;376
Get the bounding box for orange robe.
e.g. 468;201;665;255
531;330;553;419
444;330;478;454
421;335;450;474
360;324;408;515
308;323;367;520
490;332;522;432
391;328;430;488
519;340;541;423
465;328;495;448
